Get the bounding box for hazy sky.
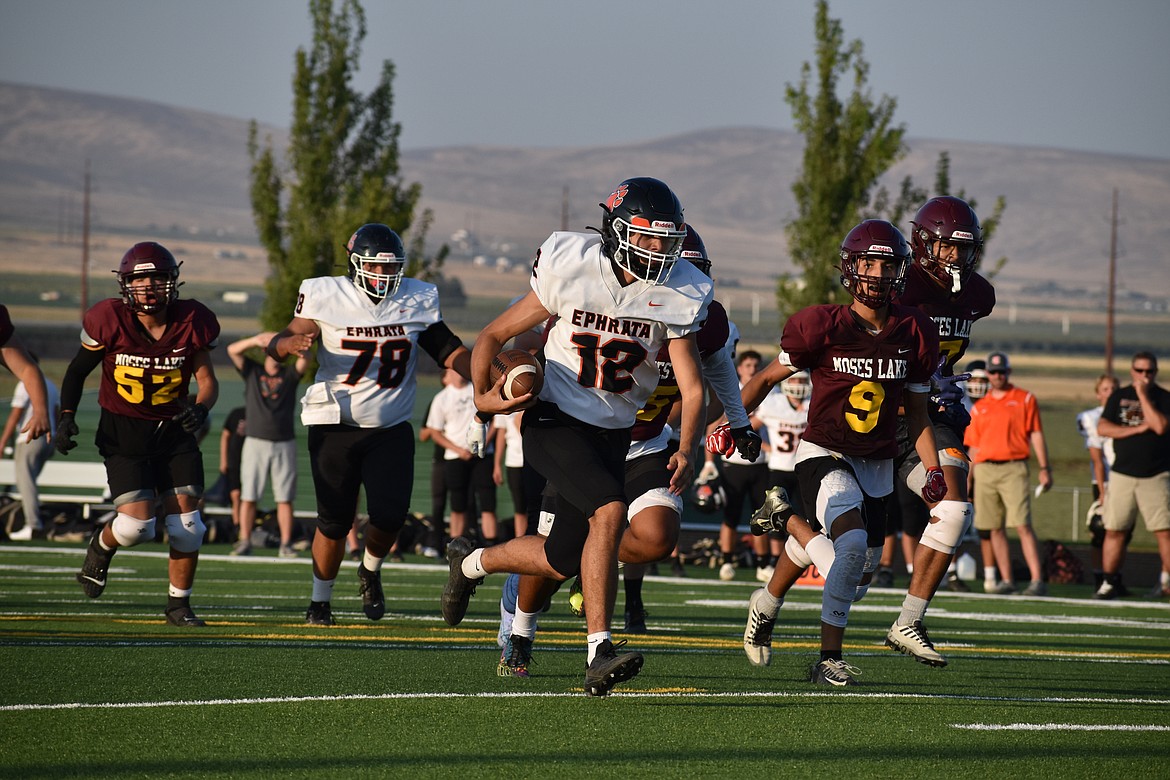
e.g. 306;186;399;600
2;0;1168;159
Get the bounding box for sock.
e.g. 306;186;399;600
461;548;487;579
587;631;611;663
897;594;929;626
624;576;644;611
984;566;997;584
97;533;114;552
512;607;538;640
946;561;958;575
755;588;781;613
312;575;335;603
1162;571;1170;587
820;649;842;663
168;584;192;599
362;549;384;572
905;563;915;575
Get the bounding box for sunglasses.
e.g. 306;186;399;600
1133;367;1157;374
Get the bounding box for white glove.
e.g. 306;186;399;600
698;460;719;483
467;419;489;458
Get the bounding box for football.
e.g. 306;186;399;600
490;349;544;401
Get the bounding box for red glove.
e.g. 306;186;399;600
705;424;734;456
922;466;948;504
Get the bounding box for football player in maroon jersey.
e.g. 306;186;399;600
57;242;220;627
735;220;944;687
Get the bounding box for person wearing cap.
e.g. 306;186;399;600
964;351;1052;596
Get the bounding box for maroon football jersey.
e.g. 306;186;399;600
781;303;938;459
0;304;13;347
81;298;221;420
631;299;730;442
895;263;995;374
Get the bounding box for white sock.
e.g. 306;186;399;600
587;631;611;663
512;608;538;640
461;547;487;579
984;566;998;583
754;588;781;614
898;594;929;626
168;584;192;598
362;549;383;572
1162;571;1170;587
906;563;915;575
312;575;335;603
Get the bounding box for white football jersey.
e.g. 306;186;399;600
425;381;479;460
755;387;809;472
531;231;712;430
296;275;442;428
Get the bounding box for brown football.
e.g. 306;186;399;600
490;349;544;400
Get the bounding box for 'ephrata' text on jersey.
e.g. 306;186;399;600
570;309;653;339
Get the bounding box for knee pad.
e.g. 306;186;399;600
165;511;206;554
629;487;683;520
111;512;156;547
823;528;867;622
852;544;883;602
784;534;813;569
919;501;973;554
501;572;520;614
316;515;353;541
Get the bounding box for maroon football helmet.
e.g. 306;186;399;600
910;196;983;294
680;224;711;277
115;242;181;314
839;220;911;308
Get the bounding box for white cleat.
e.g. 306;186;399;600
885;620;948;667
743;588;777;667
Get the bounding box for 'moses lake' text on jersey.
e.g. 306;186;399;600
296;275;441;428
896;263;994;374
531;232;712;430
80;298;221;421
780;304;938;459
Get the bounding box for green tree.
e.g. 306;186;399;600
778;0;907;319
248;0;446;330
927;152;1009;279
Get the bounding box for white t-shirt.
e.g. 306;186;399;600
755;387;809;472
1076;404;1115;484
425;382;479;460
531;231;712;430
10;377;60;443
296;275;443;428
494;412;524;469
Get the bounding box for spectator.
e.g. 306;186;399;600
1095;352;1170;600
227;332;307;558
418;382;451;558
493;411;534;540
964;351;1052;596
1075;375;1120;589
0;353;60;540
217;406;246;539
0;304;51;444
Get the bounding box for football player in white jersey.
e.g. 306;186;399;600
268;223;472;626
442;177;713;696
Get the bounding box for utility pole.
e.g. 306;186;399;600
80;159;91;317
1105;188;1118;375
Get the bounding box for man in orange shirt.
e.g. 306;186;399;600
964;352;1053;596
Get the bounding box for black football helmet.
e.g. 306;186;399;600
115;242;181;314
346;223;406;300
839;220;911;308
691;472;727;514
679;224;711;277
910;196;983;294
598;177;687;284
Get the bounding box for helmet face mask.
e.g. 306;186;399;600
839;220;911;309
911;196;983;294
345;224;407;301
116;242;181;314
781;371;811;403
599;177;686;285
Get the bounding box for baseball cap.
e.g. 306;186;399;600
987;352;1011;372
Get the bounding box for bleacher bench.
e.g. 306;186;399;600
0;459;111;522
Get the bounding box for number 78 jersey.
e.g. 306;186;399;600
532;232;712;430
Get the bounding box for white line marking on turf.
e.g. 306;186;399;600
4;690;1170;713
954;723;1170;732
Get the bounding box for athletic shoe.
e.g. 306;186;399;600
623;606;648;634
945;573;971;593
165;598;207;628
743;588;777;667
993;581;1016;595
441;536;483;626
719;562;736;581
278;544;298;559
230;540;252;556
756;565;775;583
76;532;114;598
584;639;644;697
670;558;687;577
1022;580;1048;597
567;575;586;617
874;566;895;588
357;564;385;620
983;580;998;593
8;525;38;541
1094;580;1129;600
497;634;534;678
305;600;336;626
1147;583;1170;599
749;486;791;536
810;658;861;687
885;620;947;667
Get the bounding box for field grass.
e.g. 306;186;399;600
1;543;1168;778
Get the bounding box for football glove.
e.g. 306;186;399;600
172;402;209;434
704;424;733;456
922;466;948;504
705;423;762;461
55;411;79;455
467;419;489;458
931;356;970;407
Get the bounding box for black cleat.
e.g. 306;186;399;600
357;564;385;620
584;639;644;697
165;597;207;627
305;600;336;626
76;532;114;598
945;573;971;593
623;606;648;634
441;536;483;626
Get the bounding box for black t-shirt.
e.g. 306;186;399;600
1101;384;1170;477
223;406;246;472
239;360;301;441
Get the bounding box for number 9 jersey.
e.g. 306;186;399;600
81;298;220;420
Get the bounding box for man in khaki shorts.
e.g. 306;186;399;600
964;352;1053;596
1095;352;1170;600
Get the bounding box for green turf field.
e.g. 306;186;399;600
1;544;1168;778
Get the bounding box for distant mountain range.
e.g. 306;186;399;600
2;81;1168;300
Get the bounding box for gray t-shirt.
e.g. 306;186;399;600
239;360;300;442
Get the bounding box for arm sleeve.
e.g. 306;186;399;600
59;345;104;412
701;346;750;429
418;320;464;367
